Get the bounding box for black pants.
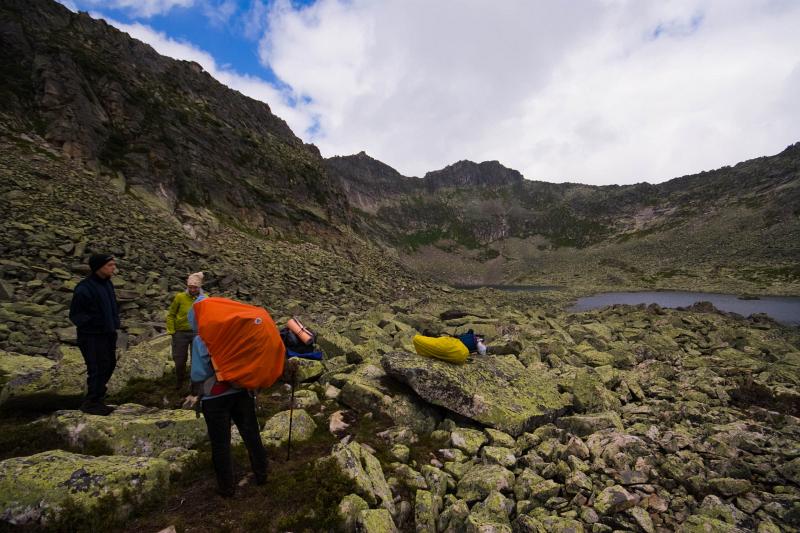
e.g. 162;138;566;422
77;332;117;403
171;331;195;383
202;390;268;493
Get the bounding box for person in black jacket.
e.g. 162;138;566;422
69;254;120;415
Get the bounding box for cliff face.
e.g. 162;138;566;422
0;0;349;234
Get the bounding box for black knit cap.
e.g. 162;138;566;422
88;254;114;273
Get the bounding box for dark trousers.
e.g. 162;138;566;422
171;331;195;383
202;391;267;493
77;332;117;403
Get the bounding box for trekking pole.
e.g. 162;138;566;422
287;368;296;461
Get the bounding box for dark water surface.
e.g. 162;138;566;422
569;291;800;326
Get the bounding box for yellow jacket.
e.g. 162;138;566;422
166;291;202;334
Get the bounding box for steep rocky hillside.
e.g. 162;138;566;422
0;126;433;357
1;0;348;235
329;147;800;294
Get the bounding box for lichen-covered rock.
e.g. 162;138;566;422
564;368;622;413
327;441;396;514
593;484;638;515
0;348;84;410
451;427;488;456
157;447;199;477
382;352;570;436
677;515;749;532
390;444;410;463
337;364;440;434
49;403;207;456
464;490;512;532
485;428;515;448
456;464;515;502
0;449;169;526
106;336;172;394
414;489;436;533
708;477;752;497
291;389;320;409
556;412;624;437
339;493;369;532
481;446;516;468
437;497;469;532
538;515;586;532
293;359;325;382
357;508;397;533
779;457;800;485
260;409;317;447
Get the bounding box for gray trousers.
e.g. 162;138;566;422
171;330;195;381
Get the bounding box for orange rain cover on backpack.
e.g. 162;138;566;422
193;297;285;389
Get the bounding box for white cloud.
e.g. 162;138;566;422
203;0;238;27
257;0;800;184
78;0;195;18
99;17;315;134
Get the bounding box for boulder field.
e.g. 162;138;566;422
0;294;798;532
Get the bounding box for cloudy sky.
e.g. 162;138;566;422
59;0;800;185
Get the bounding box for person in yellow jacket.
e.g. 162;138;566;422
166;272;204;389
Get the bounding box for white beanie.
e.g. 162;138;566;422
187;272;204;287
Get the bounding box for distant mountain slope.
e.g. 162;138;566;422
0;0;348;235
328;144;800;293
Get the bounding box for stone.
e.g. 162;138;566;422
593;485;638;515
464;490;513;532
456;464;515;502
326;441;395;514
107;336;173;394
414;489;436;533
356;508;397;532
485;428;516;448
390;444;410;463
260;409;316;448
382;352;570;436
481;446;516;468
451;427;488;456
50;403;207;457
293;359;325;382
339;493;369;532
557;412;624;437
0;349;84;410
291;389;320;409
628;506;656;533
708;477;752;497
0;449;169;527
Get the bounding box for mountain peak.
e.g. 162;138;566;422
424;160;524;189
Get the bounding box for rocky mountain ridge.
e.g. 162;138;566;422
329;145;800;291
1;0;349;237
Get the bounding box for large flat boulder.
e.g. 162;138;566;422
0;336;173;411
0;349;84;410
0;449;169;527
381;352;570;436
49;403;207;456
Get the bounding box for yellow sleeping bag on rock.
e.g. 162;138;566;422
412;335;469;364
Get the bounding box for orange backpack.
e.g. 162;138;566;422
193;297;285;389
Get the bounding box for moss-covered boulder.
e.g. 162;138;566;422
593;484;638;515
464;490;513;532
381;352;570;436
556;412;624;437
0;348;84;410
456;464;515;502
260;409;317;448
336;364;440;434
357;508;397;532
339;493;369;532
450;427;488;456
326;441;395;515
106;336;172;394
49;403;207;456
0;449;169;527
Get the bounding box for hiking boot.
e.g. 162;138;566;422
81;402;114;416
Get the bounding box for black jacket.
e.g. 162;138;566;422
69;274;120;335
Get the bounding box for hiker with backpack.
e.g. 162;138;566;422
188;294;267;497
166;271;205;390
